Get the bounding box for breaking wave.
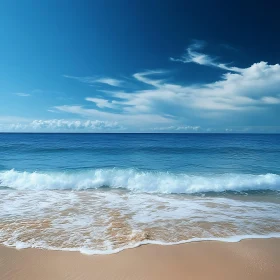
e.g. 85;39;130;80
0;169;280;193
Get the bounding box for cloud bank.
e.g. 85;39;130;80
56;46;280;130
3;41;280;132
66;61;280;115
151;126;200;132
60;42;280;127
2;119;124;132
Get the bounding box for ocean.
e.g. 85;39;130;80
0;133;279;254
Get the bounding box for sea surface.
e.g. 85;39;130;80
0;133;279;254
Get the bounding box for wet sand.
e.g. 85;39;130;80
0;238;279;280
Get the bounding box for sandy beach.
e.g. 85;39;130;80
0;238;279;280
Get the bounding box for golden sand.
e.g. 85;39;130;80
0;238;279;280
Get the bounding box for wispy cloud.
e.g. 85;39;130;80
54;105;172;125
132;70;167;87
170;40;242;72
94;78;123;87
30;119;123;130
151;126;200;132
220;43;238;52
56;58;280;130
112;61;280;112
14;92;31;97
52;43;280;130
63;75;123;87
1;119;124;132
85;97;117;109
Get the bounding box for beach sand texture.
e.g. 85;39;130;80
0;238;279;280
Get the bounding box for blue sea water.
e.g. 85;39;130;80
0;133;279;254
1;133;280;175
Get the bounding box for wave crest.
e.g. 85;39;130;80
0;169;279;193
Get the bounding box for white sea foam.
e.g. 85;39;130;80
0;169;279;193
0;187;279;254
1;169;280;254
73;233;280;255
5;234;280;255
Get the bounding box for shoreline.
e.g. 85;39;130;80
1;238;279;280
2;233;280;255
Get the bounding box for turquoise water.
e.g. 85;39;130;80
0;133;279;253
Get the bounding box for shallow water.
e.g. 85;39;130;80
0;133;279;254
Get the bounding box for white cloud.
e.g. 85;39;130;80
64;75;123;87
1;119;124;132
3;43;280;133
94;78;123;87
107;62;280;113
14;92;31;97
85;97;116;109
170;40;242;72
261;96;280;104
152;126;200;131
56;59;280;130
30;119;122;130
132;70;167;87
54;105;172;125
52;44;280;130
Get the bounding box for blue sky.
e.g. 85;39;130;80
1;0;280;132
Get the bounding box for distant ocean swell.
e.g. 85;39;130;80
1;169;279;193
1;146;280;156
